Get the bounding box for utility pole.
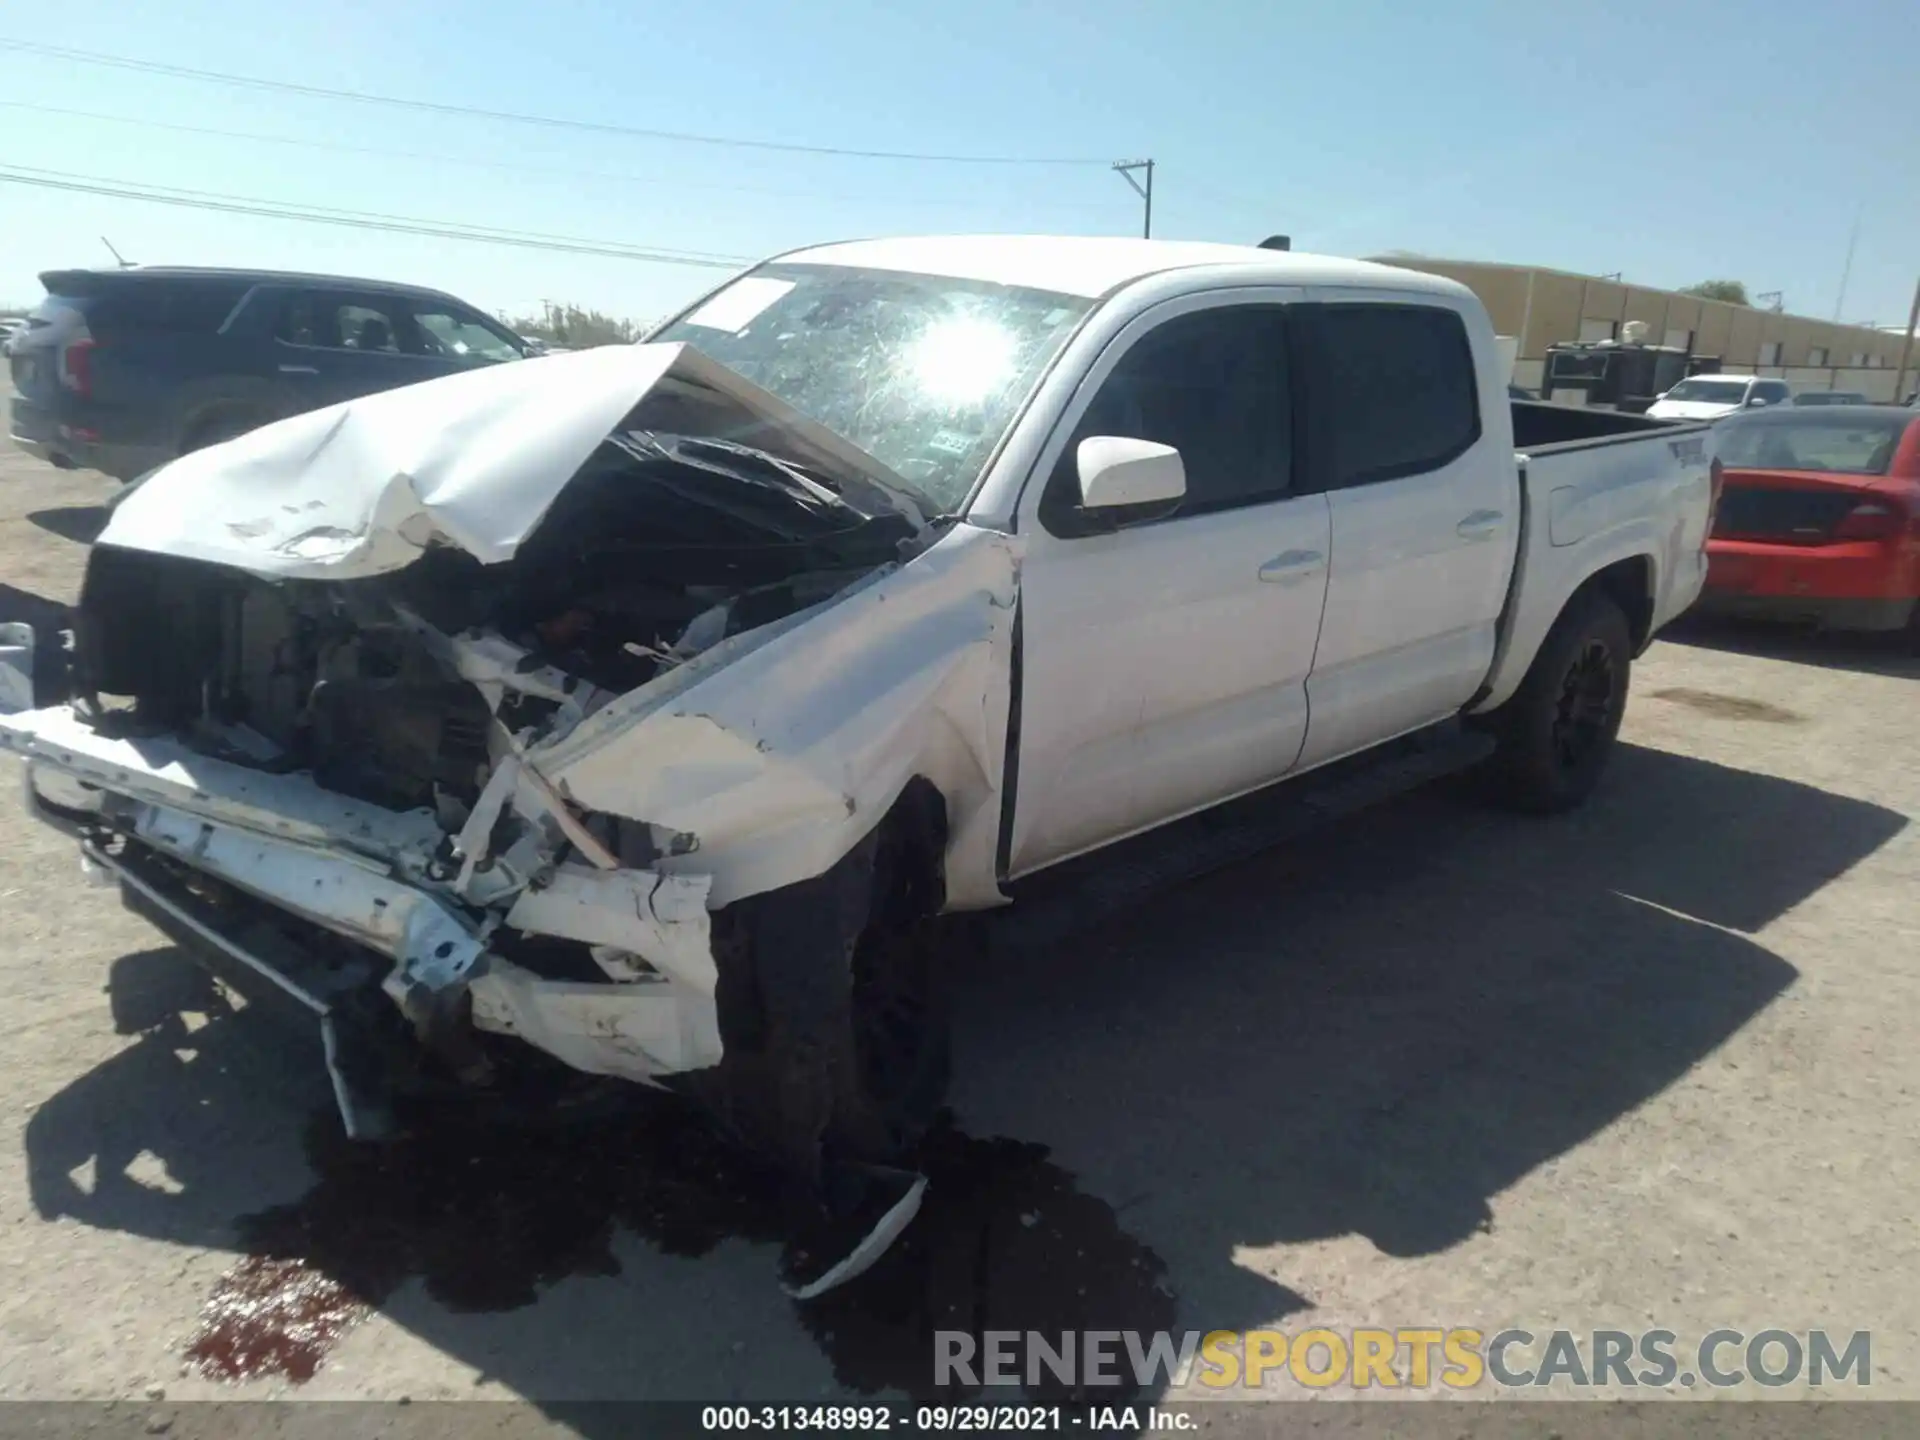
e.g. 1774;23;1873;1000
1891;274;1920;407
1833;205;1862;321
1112;160;1154;239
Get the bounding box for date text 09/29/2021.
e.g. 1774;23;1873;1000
700;1406;1192;1432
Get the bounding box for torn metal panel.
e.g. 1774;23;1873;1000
467;956;723;1079
784;1173;929;1300
130;804;485;992
530;522;1022;909
0;705;446;868
504;865;716;995
96;343;931;581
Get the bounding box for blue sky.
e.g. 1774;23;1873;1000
2;1;1915;330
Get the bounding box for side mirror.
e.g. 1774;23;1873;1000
1076;436;1187;510
1654;391;1670;401
1747;396;1771;408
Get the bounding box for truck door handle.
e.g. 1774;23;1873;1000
278;364;319;375
1456;509;1503;539
1258;549;1324;584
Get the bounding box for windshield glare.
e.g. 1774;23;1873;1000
654;264;1094;513
1664;379;1749;404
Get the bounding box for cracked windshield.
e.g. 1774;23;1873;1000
655;264;1093;511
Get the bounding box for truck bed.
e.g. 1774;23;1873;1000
1471;402;1713;717
1511;398;1687;452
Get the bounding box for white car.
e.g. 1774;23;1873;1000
1647;374;1791;422
0;235;1717;1210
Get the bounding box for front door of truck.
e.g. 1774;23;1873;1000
1006;293;1333;878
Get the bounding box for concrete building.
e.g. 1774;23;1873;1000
1370;256;1915;401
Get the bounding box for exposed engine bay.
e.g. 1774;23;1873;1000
72;430;916;817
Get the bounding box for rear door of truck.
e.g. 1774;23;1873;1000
1290;296;1520;770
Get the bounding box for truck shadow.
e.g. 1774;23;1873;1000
0;582;72;631
25;504;111;545
950;741;1891;1326
17;743;1900;1407
1661;611;1920;680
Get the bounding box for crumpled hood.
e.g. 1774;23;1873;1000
98;342;932;581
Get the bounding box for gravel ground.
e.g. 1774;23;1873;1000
0;436;1915;1415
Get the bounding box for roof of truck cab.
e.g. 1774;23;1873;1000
778;235;1468;302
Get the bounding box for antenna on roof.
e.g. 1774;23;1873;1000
1258;235;1291;251
100;236;133;269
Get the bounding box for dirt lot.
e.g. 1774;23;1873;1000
0;438;1916;1410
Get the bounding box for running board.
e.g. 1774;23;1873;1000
989;720;1495;956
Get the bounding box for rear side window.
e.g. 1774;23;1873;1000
1305;304;1480;488
79;280;250;336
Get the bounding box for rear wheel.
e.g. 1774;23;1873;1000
1480;587;1632;813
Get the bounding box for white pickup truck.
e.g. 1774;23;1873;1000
0;236;1717;1200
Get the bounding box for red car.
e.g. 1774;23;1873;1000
1699;406;1920;633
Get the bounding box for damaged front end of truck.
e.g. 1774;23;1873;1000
0;342;1018;1283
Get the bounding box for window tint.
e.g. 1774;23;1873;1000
412;305;522;362
79;279;249;336
1307;304;1480;488
275;293;403;352
1041;306;1291;533
339;303;399;352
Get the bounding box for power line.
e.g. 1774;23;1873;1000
0;37;1114;167
0;165;755;268
0;99;1123;215
0;162;751;256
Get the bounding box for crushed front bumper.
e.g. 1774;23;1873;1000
3;700;726;1136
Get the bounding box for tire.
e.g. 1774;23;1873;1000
820;803;956;1165
702;793;956;1185
842;884;954;1157
1480;587;1633;814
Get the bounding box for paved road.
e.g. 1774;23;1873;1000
0;440;1915;1410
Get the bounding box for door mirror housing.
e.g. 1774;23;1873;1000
1076;436;1187;510
1747;396;1771;408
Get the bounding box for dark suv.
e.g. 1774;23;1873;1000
9;267;527;481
